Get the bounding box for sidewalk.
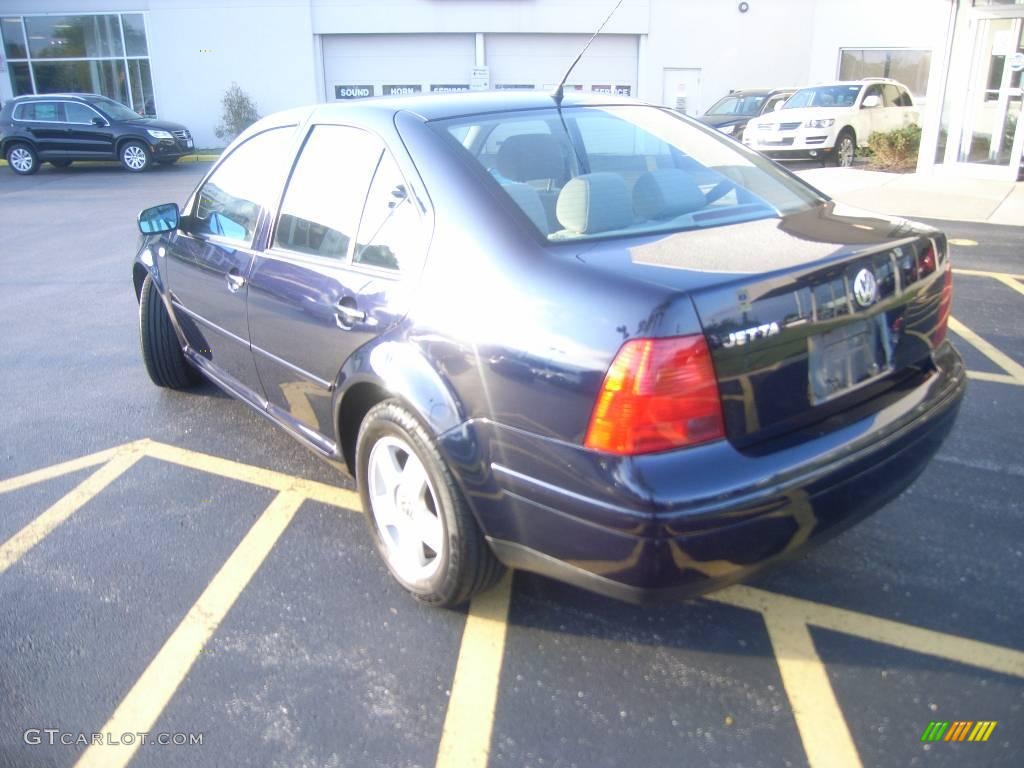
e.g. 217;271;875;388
794;167;1023;226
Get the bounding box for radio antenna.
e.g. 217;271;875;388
552;0;627;105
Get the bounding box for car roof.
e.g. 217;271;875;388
798;79;905;88
722;88;795;97
10;93;95;102
304;89;640;123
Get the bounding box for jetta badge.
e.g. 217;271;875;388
853;268;878;308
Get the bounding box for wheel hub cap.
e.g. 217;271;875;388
10;148;32;172
124;146;146;169
367;435;444;584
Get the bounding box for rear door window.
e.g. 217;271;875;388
272;124;383;260
353;150;425;272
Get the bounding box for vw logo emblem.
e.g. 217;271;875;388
853;268;877;308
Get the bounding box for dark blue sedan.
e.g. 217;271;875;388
133;91;965;607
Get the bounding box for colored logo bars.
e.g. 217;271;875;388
920;721;997;742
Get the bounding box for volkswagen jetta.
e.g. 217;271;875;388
132;91;964;607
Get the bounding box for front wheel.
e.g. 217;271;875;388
6;143;38;175
139;274;199;388
120;140;151;172
830;130;856;168
356;401;504;608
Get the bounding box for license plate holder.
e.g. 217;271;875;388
808;317;892;404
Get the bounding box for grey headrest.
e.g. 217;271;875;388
496;134;567;183
501;181;550;234
556;173;632;235
633;169;706;220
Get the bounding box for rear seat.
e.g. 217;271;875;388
553;172;633;237
495;134;572;231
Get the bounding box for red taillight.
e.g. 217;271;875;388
584;335;725;455
933;265;953;345
919;244;937;276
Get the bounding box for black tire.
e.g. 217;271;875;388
138;274;199;389
830;129;856;168
356;400;504;608
6;143;38;175
120;140;151;172
49;159;73;168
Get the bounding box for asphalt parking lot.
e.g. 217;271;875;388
1;162;1022;768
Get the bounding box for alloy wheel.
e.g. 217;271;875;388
9;147;33;173
837;136;855;167
123;144;148;170
367;435;445;584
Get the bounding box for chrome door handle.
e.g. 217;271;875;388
335;302;366;323
225;270;246;293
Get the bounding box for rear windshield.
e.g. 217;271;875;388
431;105;822;242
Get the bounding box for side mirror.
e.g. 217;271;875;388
138;203;179;235
388;184;408;209
773;101;786;112
862;94;881;109
91;116;107;126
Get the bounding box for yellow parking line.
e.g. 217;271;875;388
949;316;1024;384
0;447;144;575
954;268;1024;281
762;611;862;768
994;275;1024;299
76;490;305;768
435;572;513;768
0;442;141;495
967;371;1024;386
713;586;1024;679
142;440;360;510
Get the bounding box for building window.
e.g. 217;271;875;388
838;48;932;98
0;13;157;116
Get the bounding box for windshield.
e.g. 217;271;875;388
705;94;766;117
432;106;822;243
86;96;141;121
784;85;862;109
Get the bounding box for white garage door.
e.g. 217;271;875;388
322;34;477;100
486;34;638;96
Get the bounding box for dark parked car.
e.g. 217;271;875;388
0;93;193;174
698;88;795;141
133;91;964;607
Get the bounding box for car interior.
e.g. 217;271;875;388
446;107;810;241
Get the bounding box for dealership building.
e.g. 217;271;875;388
0;0;1021;180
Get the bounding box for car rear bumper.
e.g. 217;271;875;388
450;341;965;603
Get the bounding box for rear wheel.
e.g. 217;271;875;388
120;140;151;172
6;143;38;175
829;130;856;168
49;159;73;168
356;401;504;608
139;274;199;389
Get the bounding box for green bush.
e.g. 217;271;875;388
866;124;922;171
214;83;259;144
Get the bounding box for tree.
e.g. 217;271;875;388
214;83;259;144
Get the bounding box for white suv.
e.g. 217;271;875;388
742;79;919;167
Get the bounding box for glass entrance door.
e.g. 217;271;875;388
951;16;1024;178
